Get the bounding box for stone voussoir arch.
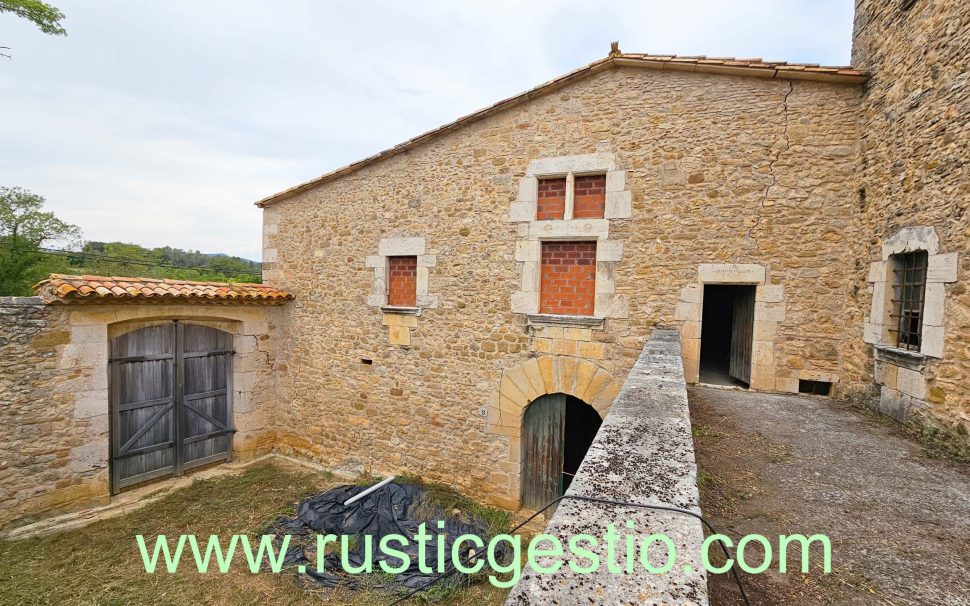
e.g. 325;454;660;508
486;355;622;438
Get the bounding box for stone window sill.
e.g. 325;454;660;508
381;306;421;316
526;313;603;329
873;344;926;371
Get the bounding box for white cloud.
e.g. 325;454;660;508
0;0;853;262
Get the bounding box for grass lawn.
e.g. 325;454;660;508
0;463;511;606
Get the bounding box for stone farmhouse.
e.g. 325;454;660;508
1;0;966;532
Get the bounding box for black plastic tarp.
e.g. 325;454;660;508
265;481;496;592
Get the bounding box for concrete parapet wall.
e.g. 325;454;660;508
506;328;708;605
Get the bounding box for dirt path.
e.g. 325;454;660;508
689;386;970;606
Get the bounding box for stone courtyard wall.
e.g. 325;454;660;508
0;299;281;530
846;0;969;436
262;65;863;508
0;298;107;529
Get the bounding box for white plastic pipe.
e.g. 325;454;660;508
344;475;396;506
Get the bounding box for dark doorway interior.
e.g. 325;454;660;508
700;285;755;387
562;396;601;493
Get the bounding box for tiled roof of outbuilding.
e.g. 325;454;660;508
255;51;866;208
35;274;293;305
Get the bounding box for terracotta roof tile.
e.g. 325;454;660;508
35;274;293;305
255;51;866;208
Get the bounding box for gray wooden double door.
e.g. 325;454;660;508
110;322;234;493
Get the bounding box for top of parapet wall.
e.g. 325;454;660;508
505;328;709;605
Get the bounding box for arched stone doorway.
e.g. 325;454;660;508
521;393;602;510
483;355;623;510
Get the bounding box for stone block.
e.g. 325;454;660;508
552;339;578;356
510;291;538;314
679;285;702;304
753;320;778;341
537;356;556;393
514;240;540;262
927;252;958;283
698;263;766;284
776;377;799;393
70;324;107;344
417;254;437;268
527;218;609;240
675;301;700;322
863;321;883;345
68;440;108;473
388;325;411;346
378;237;425;256
756;284;784;303
755;301;786;322
882;226;939;258
921;325;944;358
595;263;616;294
74;389;108;419
605;169;626;192
867;260;887;283
681;321;701;340
578;341;606;359
509;201;534;222
923;283;945;326
604;190;632;219
753;341;774;366
521;261;539;292
527;153;616;176
875;361;898;389
879;386;911;423
262;248;278;263
382;314;418;328
896;367;927;399
750;364;776;391
532;337;552;353
597;240;623;262
518;176;538;202
563;327;592;341
365;255;383;268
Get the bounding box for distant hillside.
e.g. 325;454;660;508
44;241;262;283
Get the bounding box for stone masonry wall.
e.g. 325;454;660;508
0;300;282;530
847;0;969;434
263;65;862;508
0;298;108;529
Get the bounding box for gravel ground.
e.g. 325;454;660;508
689;386;970;606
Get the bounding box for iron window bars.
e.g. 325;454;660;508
889;250;928;351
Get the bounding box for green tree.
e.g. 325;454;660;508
0;186;80;294
1;0;66;58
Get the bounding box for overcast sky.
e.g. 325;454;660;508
0;0;854;261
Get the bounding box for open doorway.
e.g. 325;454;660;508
700;285;755;387
521;393;602;510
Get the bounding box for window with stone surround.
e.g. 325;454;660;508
539;241;596;316
386;256;417;307
864;227;958;359
509;153;630;320
890;250;927;351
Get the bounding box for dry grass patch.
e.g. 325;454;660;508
0;463;509;606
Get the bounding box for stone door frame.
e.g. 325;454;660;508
675;263;786;391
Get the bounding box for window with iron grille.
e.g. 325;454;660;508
890;250;928;351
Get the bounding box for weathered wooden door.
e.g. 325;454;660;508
729;287;756;385
110;322;233;493
521;394;566;510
